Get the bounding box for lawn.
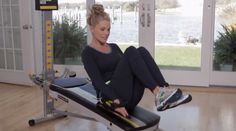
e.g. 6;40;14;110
59;44;201;70
119;44;201;70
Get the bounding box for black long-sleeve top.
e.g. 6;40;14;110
81;43;123;100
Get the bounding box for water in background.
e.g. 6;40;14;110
105;11;202;45
53;9;218;45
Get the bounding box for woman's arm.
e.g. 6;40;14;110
82;50;117;100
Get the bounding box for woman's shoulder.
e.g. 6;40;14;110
83;45;96;52
82;45;88;51
82;45;92;56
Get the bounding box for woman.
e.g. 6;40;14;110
82;4;191;117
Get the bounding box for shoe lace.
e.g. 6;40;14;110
155;90;165;106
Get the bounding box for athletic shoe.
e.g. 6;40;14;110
155;87;182;111
167;94;192;109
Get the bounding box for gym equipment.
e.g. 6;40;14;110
29;1;160;130
29;74;160;130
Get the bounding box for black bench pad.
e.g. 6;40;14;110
50;78;160;131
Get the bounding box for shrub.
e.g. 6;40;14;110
214;25;236;70
53;15;87;64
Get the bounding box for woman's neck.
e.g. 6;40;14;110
90;40;111;53
91;37;109;47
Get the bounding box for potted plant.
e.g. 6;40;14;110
213;24;236;71
53;15;87;64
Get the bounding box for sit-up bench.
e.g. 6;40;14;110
29;76;160;131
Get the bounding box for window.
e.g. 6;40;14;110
96;0;139;51
53;0;87;65
155;0;203;70
213;0;236;72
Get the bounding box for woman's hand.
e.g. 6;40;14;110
115;107;129;117
113;99;129;117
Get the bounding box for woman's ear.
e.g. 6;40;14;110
90;26;94;34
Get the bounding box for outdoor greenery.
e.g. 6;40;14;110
53;1;236;71
218;3;236;28
214;2;236;71
58;0;179;12
122;2;138;12
155;46;200;69
60;44;201;67
119;45;201;70
214;25;236;70
216;0;233;6
155;0;179;10
53;15;87;64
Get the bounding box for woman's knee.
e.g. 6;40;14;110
137;46;149;54
124;46;138;56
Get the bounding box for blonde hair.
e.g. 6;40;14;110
87;4;110;27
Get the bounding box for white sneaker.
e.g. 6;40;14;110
156;87;182;111
168;94;192;109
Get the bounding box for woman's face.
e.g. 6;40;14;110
90;20;110;45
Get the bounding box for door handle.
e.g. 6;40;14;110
140;13;145;27
23;24;32;30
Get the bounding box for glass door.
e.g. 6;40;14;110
0;0;34;85
52;0;88;76
53;0;87;65
154;0;210;86
52;0;154;77
210;0;236;86
96;0;139;51
48;0;236;86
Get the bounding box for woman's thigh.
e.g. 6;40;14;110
110;56;134;104
126;78;145;111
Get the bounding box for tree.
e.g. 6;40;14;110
155;0;179;10
123;2;138;12
215;0;231;5
218;3;236;28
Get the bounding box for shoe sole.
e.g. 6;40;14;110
157;89;182;107
158;94;192;111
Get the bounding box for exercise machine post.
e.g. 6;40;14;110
29;0;64;126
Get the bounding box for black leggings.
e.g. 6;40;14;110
108;46;168;111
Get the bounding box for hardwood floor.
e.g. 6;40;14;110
0;83;236;131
